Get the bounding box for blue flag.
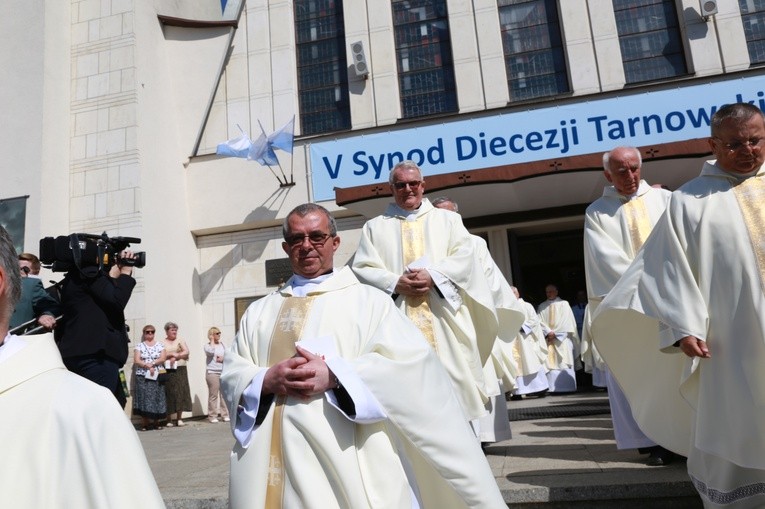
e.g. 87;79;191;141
268;116;294;153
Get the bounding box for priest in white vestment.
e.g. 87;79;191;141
584;146;674;465
592;103;765;508
222;203;507;509
507;286;549;397
537;284;579;392
0;226;164;509
351;162;511;423
431;196;525;443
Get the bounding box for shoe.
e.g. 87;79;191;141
223;417;230;422
509;394;523;401
165;422;174;428
646;446;675;466
209;418;219;423
176;420;186;427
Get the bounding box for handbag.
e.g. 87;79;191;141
157;366;169;383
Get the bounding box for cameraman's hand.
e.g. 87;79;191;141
112;250;136;278
37;314;56;330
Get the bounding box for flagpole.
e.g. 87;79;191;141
264;164;283;184
258;120;290;184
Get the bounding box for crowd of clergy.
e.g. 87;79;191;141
1;103;764;508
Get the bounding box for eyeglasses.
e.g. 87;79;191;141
144;330;155;334
392;180;422;190
284;232;333;247
714;137;764;152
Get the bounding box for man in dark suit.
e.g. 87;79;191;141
55;251;138;407
10;255;61;333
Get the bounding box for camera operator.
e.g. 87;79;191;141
55;250;138;408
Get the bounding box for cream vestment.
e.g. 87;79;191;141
471;234;524;442
537;297;579;392
221;267;506;509
351;199;512;420
0;333;164;509
505;298;549;395
584;180;670;449
592;162;765;507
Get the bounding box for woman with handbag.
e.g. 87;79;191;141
133;325;167;431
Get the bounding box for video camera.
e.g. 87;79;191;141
39;232;146;273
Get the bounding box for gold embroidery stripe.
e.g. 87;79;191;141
406;295;438;352
623;198;652;252
401;220;438;353
545;303;559;369
264;398;285;508
733;177;765;296
512;338;523;372
401;220;423;266
264;296;315;509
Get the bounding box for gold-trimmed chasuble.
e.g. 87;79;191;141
733;175;765;295
546;303;559;369
264;296;315;509
400;219;438;352
623;197;652;253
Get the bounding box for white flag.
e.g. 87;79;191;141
216;132;251;158
248;133;279;166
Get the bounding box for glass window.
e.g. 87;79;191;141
393;0;457;118
295;0;351;135
498;0;569;102
740;0;765;65
0;196;27;253
613;0;687;84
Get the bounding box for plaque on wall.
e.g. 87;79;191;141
235;296;262;332
265;258;293;287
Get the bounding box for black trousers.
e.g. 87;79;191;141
63;353;126;408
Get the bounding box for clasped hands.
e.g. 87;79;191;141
394;268;433;297
262;346;337;400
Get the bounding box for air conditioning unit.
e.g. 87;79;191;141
350;41;369;78
700;0;718;18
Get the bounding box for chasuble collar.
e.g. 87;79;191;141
704;160;765;181
0;333;65;395
384;198;433;220
603;179;651;201
280;266;359;297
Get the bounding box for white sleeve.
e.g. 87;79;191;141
325;356;387;423
233;370;266;448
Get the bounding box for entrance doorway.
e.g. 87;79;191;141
508;229;586;309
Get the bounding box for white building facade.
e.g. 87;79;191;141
1;0;762;416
